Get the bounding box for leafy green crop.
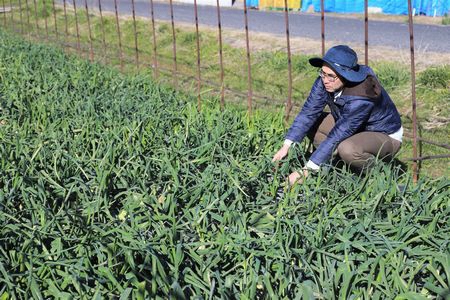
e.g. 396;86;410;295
1;0;449;177
0;30;449;299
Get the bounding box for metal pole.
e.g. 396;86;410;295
131;0;139;69
43;0;49;40
18;0;23;34
98;0;107;63
113;0;123;71
25;0;30;35
72;0;81;55
283;0;293;123
364;0;368;65
32;0;39;37
149;0;158;78
51;0;58;41
84;0;94;61
404;154;450;162
320;0;325;56
169;0;178;88
243;0;253;116
407;0;419;183
216;0;224;110
2;0;6;27
403;132;450;150
194;0;201;111
63;0;68;43
9;0;14;32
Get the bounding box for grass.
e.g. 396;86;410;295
0;0;449;179
442;14;450;25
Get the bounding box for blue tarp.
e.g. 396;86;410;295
414;0;449;16
300;0;449;16
246;0;259;7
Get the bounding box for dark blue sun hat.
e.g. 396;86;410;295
309;45;369;83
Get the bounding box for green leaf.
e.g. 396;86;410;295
394;292;428;300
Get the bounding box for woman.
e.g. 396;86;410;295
272;45;403;185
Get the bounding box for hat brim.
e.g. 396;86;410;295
309;57;325;68
309;57;368;83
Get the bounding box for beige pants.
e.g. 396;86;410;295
310;113;402;170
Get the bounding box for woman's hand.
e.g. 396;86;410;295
272;144;290;162
288;169;309;185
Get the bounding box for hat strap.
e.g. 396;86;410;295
333;62;358;70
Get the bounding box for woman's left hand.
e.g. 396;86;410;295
288;169;309;185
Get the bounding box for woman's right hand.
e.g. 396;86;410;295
272;144;290;162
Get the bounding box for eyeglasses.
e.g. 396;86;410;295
318;69;339;82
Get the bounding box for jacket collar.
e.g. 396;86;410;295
342;75;382;100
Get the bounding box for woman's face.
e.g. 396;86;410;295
320;64;344;93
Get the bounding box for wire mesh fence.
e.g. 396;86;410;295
0;0;449;180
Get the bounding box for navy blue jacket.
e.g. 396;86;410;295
285;66;402;166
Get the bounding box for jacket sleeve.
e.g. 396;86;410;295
309;98;375;166
285;78;328;143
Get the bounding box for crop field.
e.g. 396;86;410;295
1;0;450;177
0;31;449;299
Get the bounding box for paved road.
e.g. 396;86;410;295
77;0;450;53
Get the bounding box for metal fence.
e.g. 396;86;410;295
1;0;449;181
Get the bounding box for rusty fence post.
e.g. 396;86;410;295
113;0;123;71
283;0;293;123
25;0;30;35
72;0;81;55
320;0;324;56
131;0;139;69
32;0;39;37
43;0;49;40
364;0;368;65
215;0;224;110
97;0;107;63
2;0;6;27
84;0;94;61
194;0;201;111
243;0;253;116
407;0;419;183
51;0;58;41
169;0;178;88
149;0;158;78
62;0;68;45
18;0;23;34
9;0;14;32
